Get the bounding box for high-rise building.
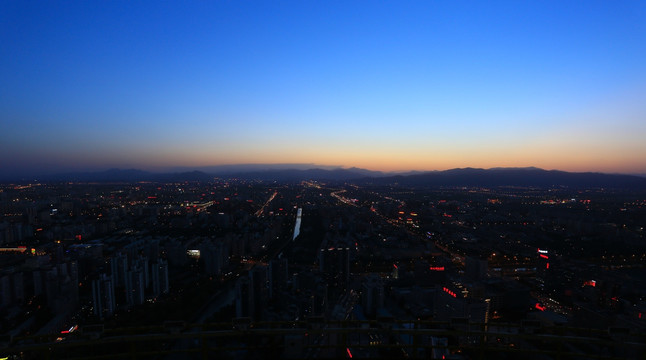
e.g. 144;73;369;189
125;267;145;307
269;258;288;299
310;282;328;316
250;265;268;321
435;285;490;325
318;247;350;292
165;241;188;267
201;241;228;276
465;257;488;281
11;272;24;304
135;256;149;289
92;274;116;319
536;248;551;288
235;266;269;321
151;260;169;297
110;253;128;287
145;239;160;262
361;275;384;317
235;275;252;318
32;269;45;297
0;275;11;309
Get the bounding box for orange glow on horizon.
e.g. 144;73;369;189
47;137;645;175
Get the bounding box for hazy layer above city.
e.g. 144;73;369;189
2;1;646;177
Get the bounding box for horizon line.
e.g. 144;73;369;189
3;164;646;180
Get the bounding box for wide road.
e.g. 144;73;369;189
255;190;278;217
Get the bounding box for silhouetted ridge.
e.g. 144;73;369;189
22;167;646;189
41;169;212;182
356;167;646;189
224;168;374;181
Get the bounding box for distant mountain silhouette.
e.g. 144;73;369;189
11;166;646;189
166;163;342;174
8;167;385;183
30;167;377;182
42;169;213;182
224;168;381;181
155;170;213;182
355;167;646;189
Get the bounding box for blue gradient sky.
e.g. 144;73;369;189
2;0;646;176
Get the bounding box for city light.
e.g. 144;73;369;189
443;287;457;298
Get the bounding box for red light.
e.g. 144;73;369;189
147;196;156;199
535;303;546;311
346;348;353;358
60;330;70;334
539;254;549;259
429;266;445;271
639;313;642;319
546;262;549;269
393;264;398;269
443;287;457;298
583;280;596;287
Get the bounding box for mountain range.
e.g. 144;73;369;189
7;166;646;189
354;167;646;189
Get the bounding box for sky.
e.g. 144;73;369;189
2;0;646;176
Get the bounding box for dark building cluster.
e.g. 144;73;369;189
1;180;645;358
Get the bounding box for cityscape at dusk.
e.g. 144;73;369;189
2;1;646;360
2;1;646;176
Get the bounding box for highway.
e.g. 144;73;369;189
330;189;358;207
255;191;278;216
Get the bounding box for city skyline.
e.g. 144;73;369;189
2;1;646;177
